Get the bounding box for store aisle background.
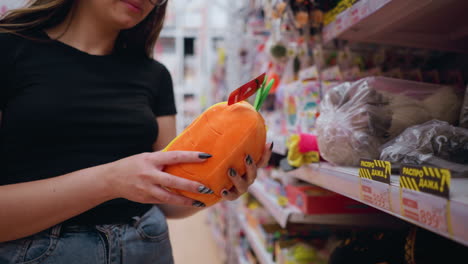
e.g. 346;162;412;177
168;210;223;264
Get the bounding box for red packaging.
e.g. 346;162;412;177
286;184;377;214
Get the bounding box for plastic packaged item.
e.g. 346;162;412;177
380;120;468;177
316;77;462;166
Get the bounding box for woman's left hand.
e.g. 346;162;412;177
222;142;273;201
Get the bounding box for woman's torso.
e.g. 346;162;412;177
0;31;175;224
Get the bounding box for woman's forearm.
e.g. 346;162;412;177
0;164;115;242
158;204;203;219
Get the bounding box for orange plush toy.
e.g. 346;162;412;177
163;74;274;206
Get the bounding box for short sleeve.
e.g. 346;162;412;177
152;62;177;117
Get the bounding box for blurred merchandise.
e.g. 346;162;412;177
190;0;468;261
316;77;462;166
286;184;377;215
275;237;336;264
402;227;467;264
329;230;407;264
380;120;468;177
322;0;358;26
460;86;468;128
286;133;320;168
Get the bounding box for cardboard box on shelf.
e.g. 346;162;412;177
286;184;377;215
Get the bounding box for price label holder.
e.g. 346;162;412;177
399;165;453;236
359;159;392;211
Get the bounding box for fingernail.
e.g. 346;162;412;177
198;186;214;194
222;189;229;196
269;142;274;151
198;153;212;159
229;168;237;177
192;201;206;208
245;155;253;165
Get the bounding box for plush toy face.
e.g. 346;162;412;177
163;101;267;206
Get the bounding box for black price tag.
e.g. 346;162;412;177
359;159;391;184
400;165;451;199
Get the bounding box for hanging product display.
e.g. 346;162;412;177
380;120;468;177
163;74;274;206
316;77;462;166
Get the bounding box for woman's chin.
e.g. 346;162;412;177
114;18;141;30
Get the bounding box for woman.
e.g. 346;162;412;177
0;0;273;263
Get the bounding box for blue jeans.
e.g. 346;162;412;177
0;206;173;264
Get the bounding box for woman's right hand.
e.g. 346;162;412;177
105;151;213;208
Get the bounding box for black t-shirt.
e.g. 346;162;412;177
0;31;177;224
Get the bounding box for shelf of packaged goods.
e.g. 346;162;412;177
238;216;276;264
323;0;468;53
249;181;401;228
287;163;468;247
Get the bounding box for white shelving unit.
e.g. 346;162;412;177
235;248;250;264
250;180;403;228
238;215;275;264
156;0;228;134
208;219;227;254
287;163;468;247
323;0;468;52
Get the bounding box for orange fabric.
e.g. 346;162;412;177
163;101;267;206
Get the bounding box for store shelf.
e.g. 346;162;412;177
236;248;250;264
207;218;227;253
250;181;401;228
288;163;468;247
238;216;275;264
323;0;468;53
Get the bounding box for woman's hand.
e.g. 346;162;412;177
106;151;214;208
222;142;273;200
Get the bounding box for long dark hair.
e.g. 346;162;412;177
0;0;168;58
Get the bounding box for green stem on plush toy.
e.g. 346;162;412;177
254;78;274;111
254;76;267;110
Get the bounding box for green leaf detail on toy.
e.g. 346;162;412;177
254;77;275;111
253;76;267;110
226;72;274;111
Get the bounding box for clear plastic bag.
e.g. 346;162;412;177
316;77;462;166
380;120;468;177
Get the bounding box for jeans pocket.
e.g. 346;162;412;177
0;226;60;264
124;207;174;264
134;206;169;242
